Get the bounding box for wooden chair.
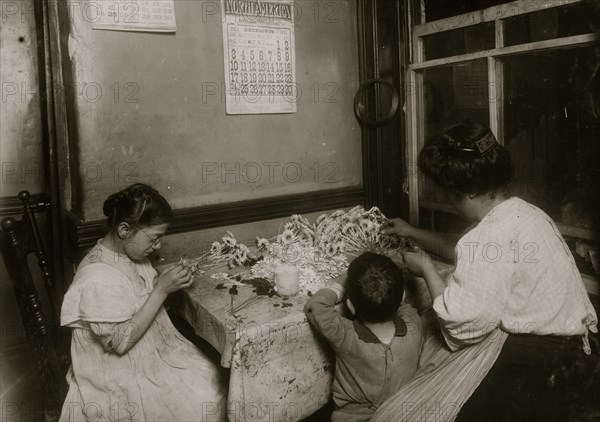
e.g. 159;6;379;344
1;191;69;421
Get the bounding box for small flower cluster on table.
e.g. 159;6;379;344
187;206;404;296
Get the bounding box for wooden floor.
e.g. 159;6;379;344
1;344;44;422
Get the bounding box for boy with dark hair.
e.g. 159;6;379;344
304;252;423;421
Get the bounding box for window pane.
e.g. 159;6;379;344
420;60;490;205
504;47;600;227
423;0;512;23
424;22;495;60
504;2;594;47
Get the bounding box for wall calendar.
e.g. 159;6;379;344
91;0;177;32
221;0;297;114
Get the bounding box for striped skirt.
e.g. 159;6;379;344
371;309;508;422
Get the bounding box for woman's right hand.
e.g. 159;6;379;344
380;218;415;238
155;263;193;295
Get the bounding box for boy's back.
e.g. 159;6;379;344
304;286;423;421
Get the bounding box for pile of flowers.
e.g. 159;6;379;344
313;206;403;256
256;206;403;257
205;231;252;269
276;213;317;247
199;206;404;292
249;246;349;293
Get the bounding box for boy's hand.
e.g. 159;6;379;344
380;218;415;238
401;246;435;277
331;274;347;289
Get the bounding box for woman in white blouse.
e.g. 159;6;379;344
381;122;598;422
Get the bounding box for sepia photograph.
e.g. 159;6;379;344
1;0;599;421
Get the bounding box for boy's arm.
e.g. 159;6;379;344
304;283;349;350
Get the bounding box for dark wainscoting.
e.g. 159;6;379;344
66;187;365;249
0;194;50;216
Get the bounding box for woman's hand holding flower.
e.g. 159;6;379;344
380;217;415;238
401;246;435;278
155;264;193;295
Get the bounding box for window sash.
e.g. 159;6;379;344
413;0;584;38
406;0;598;243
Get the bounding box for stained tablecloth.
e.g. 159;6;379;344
178;261;453;421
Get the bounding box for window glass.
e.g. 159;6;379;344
503;46;600;226
504;2;593;47
424;22;495;60
422;0;512;22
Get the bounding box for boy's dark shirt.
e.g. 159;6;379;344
304;288;423;421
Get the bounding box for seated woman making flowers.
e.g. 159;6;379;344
60;183;226;421
377;121;598;422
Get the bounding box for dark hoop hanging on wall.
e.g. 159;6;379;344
354;79;400;128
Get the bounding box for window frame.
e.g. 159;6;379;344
406;0;598;241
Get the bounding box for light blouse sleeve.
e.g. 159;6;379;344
433;225;515;351
61;263;137;327
87;321;139;355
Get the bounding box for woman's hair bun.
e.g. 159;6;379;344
103;190;130;217
102;183;173;229
418;121;513;197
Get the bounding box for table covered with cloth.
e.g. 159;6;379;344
177;261;507;422
178;265;336;422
